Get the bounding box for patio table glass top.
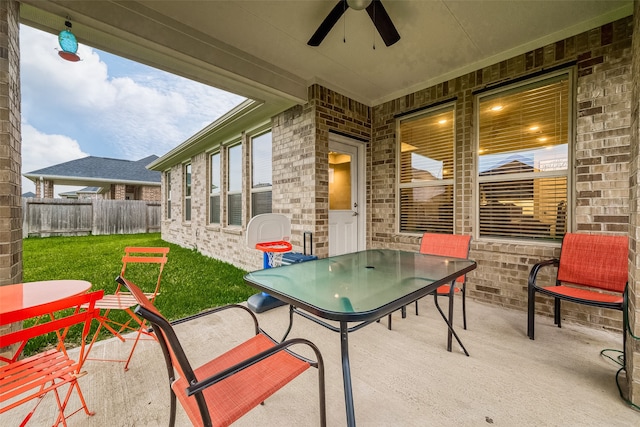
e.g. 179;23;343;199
244;249;477;322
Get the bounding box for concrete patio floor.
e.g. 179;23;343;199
2;297;638;426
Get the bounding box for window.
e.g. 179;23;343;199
184;163;191;222
209;152;221;224
165;171;171;219
227;144;242;226
477;73;570;241
397;105;455;234
251;131;272;217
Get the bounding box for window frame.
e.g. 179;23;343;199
474;70;573;242
209;151;221;225
250;129;273;218
183;162;191;222
227;142;243;227
396;103;456;235
165;171;171;220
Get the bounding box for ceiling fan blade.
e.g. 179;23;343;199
308;0;348;46
366;0;400;47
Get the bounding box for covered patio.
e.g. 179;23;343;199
2;298;635;426
1;0;640;418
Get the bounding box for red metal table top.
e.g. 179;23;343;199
0;280;92;318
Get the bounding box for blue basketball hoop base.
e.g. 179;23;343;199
247;251;287;313
247;291;286;313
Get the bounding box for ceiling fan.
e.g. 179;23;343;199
308;0;400;47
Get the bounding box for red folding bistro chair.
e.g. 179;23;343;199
85;246;169;370
386;233;472;353
0;290;103;426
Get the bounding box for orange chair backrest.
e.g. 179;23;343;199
419;233;472;283
119;247;169;294
120;247;169;273
557;233;628;292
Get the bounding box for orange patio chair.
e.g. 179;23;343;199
0;290;103;426
527;233;628;350
115;275;327;427
85;246;169;370
387;233;472;353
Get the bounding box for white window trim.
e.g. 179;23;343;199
183;162;192;223
226;142;243;227
208;151;221;225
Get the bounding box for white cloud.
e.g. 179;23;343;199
21;123;88;195
20;24;246;163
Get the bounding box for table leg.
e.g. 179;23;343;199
433;293;469;356
281;304;295;341
340;321;356;427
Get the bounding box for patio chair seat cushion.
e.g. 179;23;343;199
436;284;460;295
173;333;310;427
538;284;623;304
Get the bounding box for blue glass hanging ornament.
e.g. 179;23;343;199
58;20;80;62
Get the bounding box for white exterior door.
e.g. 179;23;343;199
329;135;365;256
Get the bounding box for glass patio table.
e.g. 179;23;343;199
244;249;477;426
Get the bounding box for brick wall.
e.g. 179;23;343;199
139;185;161;201
370;16;634;331
161;142;260;271
627;0;640;409
0;0;21;360
0;0;21;286
272;104;317;251
112;184;125;200
307;85;372;258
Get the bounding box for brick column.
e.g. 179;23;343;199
0;0;21;361
43;179;54;198
112;183;126;200
627;0;640;407
0;0;21;286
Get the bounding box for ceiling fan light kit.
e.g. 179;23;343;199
308;0;400;47
347;0;372;10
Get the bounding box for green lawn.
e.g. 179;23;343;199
21;233;254;354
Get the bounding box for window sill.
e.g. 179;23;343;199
223;226;243;236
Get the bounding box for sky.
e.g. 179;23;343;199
20;25;246;196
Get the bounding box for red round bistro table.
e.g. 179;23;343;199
0;280;92;318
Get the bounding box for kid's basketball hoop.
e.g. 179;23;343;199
255;240;293;268
246;214;292;269
246;214;293;312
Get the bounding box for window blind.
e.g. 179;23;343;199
251;132;272;216
228;144;242;226
398;106;454;233
477;74;569;240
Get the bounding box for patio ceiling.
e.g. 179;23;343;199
19;1;633;108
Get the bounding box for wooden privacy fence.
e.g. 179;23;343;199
22;198;161;238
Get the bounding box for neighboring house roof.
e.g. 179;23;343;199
77;186;102;193
59;187;104;198
24;155;161;187
22;191;36;198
